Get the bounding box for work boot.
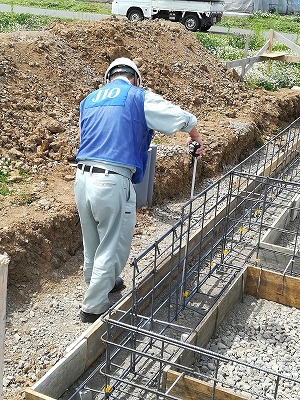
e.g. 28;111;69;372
109;277;125;293
80;310;103;323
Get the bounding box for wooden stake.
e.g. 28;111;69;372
240;34;251;81
267;29;274;75
0;253;9;400
268;29;274;53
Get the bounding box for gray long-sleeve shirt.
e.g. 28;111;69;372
144;90;197;135
116;76;197;135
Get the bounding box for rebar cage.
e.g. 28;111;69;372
74;117;300;400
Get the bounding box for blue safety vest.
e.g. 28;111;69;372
76;79;153;184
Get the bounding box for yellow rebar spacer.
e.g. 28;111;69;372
222;249;229;255
239;227;246;232
255;258;260;263
183;291;189;297
105;385;111;393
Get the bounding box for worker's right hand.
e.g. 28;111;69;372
186;137;204;159
187;127;204;158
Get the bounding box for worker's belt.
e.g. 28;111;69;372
77;164;117;174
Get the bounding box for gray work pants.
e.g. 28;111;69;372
74;169;136;314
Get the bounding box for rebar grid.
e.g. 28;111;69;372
99;317;300;400
220;173;300;276
72;118;300;400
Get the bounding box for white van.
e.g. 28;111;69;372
111;0;224;32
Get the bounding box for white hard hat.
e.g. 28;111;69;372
104;57;142;86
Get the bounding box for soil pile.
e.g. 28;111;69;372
1;17;300;178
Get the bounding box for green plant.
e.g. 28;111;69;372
196;31;266;56
0;0;111;14
0;12;57;31
18;166;31;177
245;61;300;90
0;159;33;199
17;192;34;205
0;157;12;196
219;12;300;34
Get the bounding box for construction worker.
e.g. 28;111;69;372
74;57;204;323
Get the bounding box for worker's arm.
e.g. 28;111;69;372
144;91;197;135
144;90;204;158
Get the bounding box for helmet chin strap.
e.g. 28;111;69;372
134;72;139;86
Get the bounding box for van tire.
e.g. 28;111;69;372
127;8;144;21
182;14;200;31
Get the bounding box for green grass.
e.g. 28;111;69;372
0;12;59;31
0;0;111;14
0;158;33;201
196;30;300;91
0;0;112;31
219;12;300;35
0;158;12;196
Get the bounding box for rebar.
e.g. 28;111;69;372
66;117;300;400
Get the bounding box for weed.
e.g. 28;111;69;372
0;12;56;32
246;62;300;90
0;157;12;196
0;157;11;179
17;192;34;205
18;166;31;177
0;182;10;196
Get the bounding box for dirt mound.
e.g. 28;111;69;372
1;17;300;286
1;17;299;173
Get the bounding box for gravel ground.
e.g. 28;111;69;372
195;295;300;400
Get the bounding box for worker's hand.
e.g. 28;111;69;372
186;138;204;159
186;127;204;159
